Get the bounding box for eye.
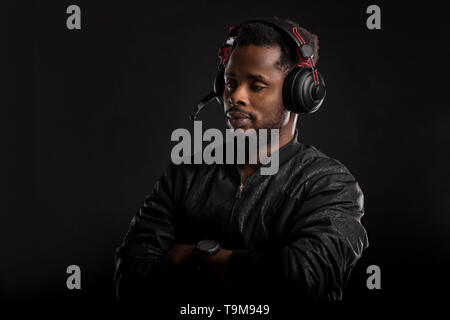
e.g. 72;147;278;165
225;80;235;89
251;82;267;91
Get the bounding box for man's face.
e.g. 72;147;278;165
223;44;290;131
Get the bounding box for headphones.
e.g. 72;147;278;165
190;17;326;120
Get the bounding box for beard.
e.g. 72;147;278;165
254;105;289;131
226;105;288;163
225;104;289;133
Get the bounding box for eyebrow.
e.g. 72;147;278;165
225;72;269;82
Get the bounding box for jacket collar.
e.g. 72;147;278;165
225;129;303;179
277;128;302;166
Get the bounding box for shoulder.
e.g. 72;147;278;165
289;143;354;179
286;143;363;199
165;155;223;186
302;145;354;178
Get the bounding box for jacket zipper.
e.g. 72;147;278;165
235;182;244;199
228;169;253;243
227;180;244;244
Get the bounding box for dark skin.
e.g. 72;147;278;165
165;44;298;283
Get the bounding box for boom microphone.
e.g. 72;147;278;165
189;91;217;121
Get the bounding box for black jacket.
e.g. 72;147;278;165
114;131;368;302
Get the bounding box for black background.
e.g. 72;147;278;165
1;0;449;310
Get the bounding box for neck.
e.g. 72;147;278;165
238;121;296;183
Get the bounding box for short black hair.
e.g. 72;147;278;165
233;17;319;73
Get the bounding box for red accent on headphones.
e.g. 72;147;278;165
296;48;309;62
293;26;320;90
309;58;319;87
219;46;233;65
296;48;312;69
292;27;306;46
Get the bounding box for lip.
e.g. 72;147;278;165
227;111;251;119
226;111;252;128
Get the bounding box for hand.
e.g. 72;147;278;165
164;244;234;285
164;244;196;266
203;248;233;284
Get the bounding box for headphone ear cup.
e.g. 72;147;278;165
283;67;326;114
214;66;225;105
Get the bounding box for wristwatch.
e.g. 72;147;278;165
194;240;220;261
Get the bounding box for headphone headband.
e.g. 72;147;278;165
219;17;314;66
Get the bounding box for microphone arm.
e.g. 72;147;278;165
189;91;217;121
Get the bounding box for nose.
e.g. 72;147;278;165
227;83;249;107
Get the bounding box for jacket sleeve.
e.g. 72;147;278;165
224;158;369;300
114;162;179;301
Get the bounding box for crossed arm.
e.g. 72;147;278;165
114;161;368;300
165;244;232;285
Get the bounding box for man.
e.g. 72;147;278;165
114;17;368;303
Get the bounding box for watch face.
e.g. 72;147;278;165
197;240;218;251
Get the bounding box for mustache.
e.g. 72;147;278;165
225;107;255;119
